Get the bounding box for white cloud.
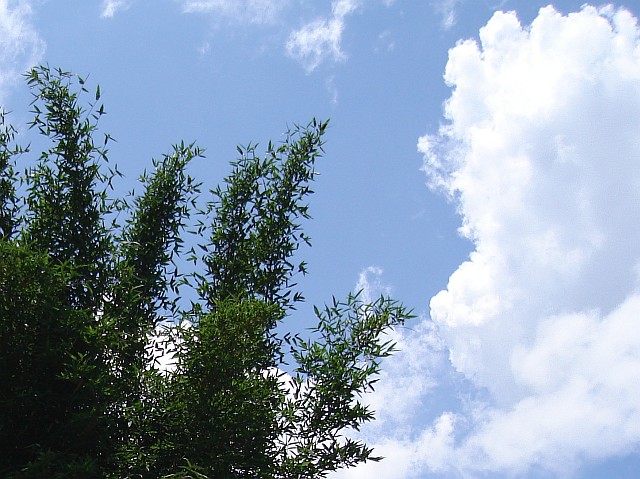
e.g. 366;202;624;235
411;4;640;476
328;4;640;478
332;413;457;479
180;0;290;24
100;0;130;18
286;0;361;72
363;317;446;428
0;0;44;101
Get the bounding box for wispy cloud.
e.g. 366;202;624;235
100;0;131;18
329;268;452;478
355;266;391;304
415;4;640;476
0;0;45;101
431;0;461;30
286;0;361;72
180;0;290;24
374;30;395;53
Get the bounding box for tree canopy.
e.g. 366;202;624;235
0;66;412;479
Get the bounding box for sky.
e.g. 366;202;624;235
2;0;640;478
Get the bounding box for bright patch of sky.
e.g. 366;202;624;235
3;1;640;477
0;0;44;101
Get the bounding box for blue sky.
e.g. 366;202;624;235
3;0;640;477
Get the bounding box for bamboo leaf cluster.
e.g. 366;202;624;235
0;66;413;479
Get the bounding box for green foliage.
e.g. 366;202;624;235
0;66;413;479
203;122;324;311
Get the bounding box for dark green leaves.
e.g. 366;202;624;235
160;300;283;477
0;242;111;479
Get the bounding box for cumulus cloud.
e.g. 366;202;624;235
328;4;640;478
413;4;640;476
100;0;130;18
0;0;44;101
180;0;290;24
286;0;361;72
